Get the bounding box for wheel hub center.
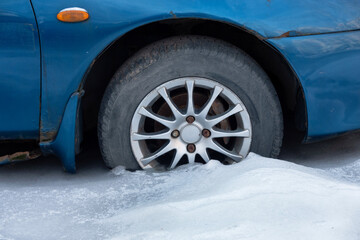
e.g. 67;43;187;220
180;124;201;143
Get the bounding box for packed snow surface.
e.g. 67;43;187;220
1;152;360;240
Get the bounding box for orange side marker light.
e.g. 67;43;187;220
57;7;89;23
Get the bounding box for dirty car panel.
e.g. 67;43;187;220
268;31;360;139
0;0;359;171
0;1;40;139
29;0;360;141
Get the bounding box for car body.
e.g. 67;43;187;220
1;0;359;172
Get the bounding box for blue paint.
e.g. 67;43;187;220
40;92;82;173
0;158;10;165
29;0;360;140
0;1;40;139
0;0;360;169
268;31;360;138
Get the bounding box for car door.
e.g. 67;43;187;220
0;1;41;139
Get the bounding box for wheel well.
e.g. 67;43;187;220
81;18;307;134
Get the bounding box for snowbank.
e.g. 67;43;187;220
0;153;360;240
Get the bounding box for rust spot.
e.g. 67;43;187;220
187;144;196;153
186;116;195;123
0;150;41;164
40;130;57;142
273;31;291;39
169;11;177;18
272;30;324;39
40;116;58;141
237;24;266;40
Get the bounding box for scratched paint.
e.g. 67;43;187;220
29;0;360;141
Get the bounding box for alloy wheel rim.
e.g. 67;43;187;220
130;77;252;169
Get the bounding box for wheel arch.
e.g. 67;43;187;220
80;18;307;136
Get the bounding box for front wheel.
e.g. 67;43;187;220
98;36;283;170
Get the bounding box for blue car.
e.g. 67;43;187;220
1;0;359;172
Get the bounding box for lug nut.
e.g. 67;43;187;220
202;129;211;138
186;116;195;123
171;130;180;138
187;144;196;153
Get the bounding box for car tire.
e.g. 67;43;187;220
98;36;283;170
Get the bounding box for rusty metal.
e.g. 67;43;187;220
0;149;41;165
40;128;57;142
186;144;196;153
171;129;180;138
202;129;211;138
169;11;177;18
186;116;195;123
155;92;207;131
271;30;360;40
272;31;293;39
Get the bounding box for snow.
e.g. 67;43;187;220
107;156;360;240
0;132;360;240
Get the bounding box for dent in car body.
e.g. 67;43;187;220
29;0;360;142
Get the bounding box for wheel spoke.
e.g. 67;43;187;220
187;153;196;164
132;130;171;141
198;150;210;163
211;129;250;139
169;150;183;169
186;80;195;114
141;142;174;166
131;77;253;170
206;104;243;127
138;107;174;128
198;86;223;117
157;87;183;119
208;141;243;162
